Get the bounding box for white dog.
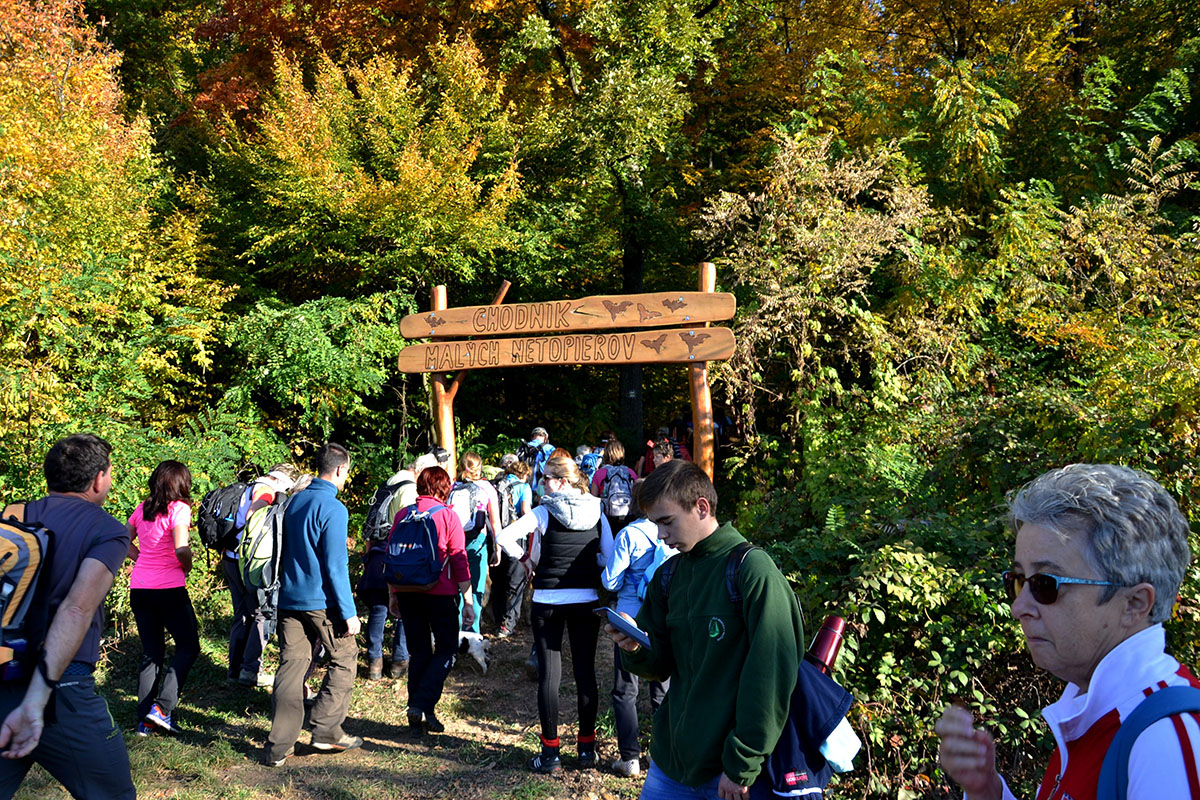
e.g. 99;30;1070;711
458;631;490;673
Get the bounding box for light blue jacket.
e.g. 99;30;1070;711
601;517;669;617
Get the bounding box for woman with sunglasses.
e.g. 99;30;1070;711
497;455;614;774
935;464;1198;799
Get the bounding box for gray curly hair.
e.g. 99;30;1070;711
1007;463;1191;623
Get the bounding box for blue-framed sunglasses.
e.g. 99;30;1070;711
1002;571;1123;605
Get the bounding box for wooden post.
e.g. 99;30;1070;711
430;285;457;481
690;262;717;480
428;280;512;481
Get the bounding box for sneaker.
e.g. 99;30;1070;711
238;669;274;688
424;713;445;734
264;746;294;767
367;657;383;681
612;757;641;777
578;744;596;769
496;626;511;639
311;733;364;752
528;747;561;774
388;659;408;679
144;703;173;733
524;651;539;681
136;722;154;737
406;707;425;735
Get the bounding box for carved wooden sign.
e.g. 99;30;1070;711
398;327;735;373
399;291;735;339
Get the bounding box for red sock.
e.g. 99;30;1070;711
578;733;595;745
540;736;560;748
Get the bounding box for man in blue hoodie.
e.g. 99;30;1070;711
265;442;362;766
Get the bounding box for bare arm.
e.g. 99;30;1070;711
0;558;115;758
126;521;139;561
172;520;193;574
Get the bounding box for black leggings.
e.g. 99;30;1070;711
130;587;200;720
531;601;600;743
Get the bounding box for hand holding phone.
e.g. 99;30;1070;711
596;607;651;649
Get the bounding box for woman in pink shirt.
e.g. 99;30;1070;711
127;460;200;735
388;466;474;736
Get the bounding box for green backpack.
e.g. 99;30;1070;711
239;493;292;592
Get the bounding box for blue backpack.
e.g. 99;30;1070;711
579;452;602;481
1097;685;1200;800
382;504;448;591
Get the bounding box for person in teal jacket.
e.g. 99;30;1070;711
606;460;803;800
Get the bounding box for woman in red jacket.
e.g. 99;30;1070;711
388;466;475;736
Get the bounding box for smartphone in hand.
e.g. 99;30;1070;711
595;607;651;649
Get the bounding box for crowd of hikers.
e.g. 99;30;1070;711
3;429;1200;800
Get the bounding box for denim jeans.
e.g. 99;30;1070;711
363;594;409;661
639;762;774;800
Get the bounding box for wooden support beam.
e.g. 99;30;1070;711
690;262;718;480
429;285;456;481
429;280;513;480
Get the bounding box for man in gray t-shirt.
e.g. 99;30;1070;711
0;434;135;799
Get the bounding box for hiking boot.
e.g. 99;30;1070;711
367;657;383;681
238;669;273;688
406;707;425;736
388;659;408;679
424;713;445;734
311;733;363;752
612;757;641;777
264;746;294;767
528;744;561;774
144;703;173;733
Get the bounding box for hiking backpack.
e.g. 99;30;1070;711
579;452;602;482
494;477;519;529
657;543;856;796
0;504;52;682
238;492;293;593
197;481;249;551
363;479;413;543
602;465;636;518
1096;685;1200;800
448;481;486;534
517;441;552;485
382;504;449;591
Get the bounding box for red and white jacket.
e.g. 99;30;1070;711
994;624;1200;800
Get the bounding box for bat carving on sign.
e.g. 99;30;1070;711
603;300;632;321
662;297;688;312
640;334;668;354
679;331;712;354
638;303;663;322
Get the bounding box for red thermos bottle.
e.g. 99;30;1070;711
803;616;846;675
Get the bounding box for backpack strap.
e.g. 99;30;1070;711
1097;685;1200;800
658;540;760;617
725;542;759;618
2;503;25;523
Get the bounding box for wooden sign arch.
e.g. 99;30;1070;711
398;263;734;480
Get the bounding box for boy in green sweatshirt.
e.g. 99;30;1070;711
606;460;803;800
